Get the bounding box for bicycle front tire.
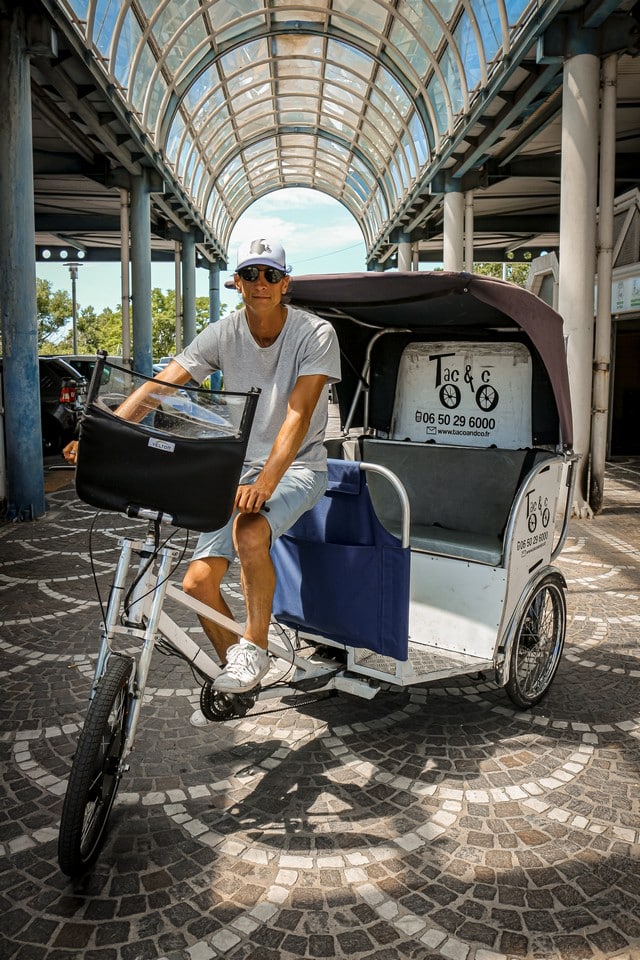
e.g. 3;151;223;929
58;655;133;876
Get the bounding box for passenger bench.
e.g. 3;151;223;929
361;438;551;565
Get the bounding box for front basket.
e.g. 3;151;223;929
75;375;258;531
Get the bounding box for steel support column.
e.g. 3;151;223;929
590;54;617;515
0;3;45;519
464;191;474;272
130;171;153;377
557;51;600;515
208;260;222;390
182;231;196;347
120;189;131;362
397;232;412;271
443;190;464;272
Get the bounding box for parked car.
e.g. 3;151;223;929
62;353;227;435
0;356;88;455
60;355;133;395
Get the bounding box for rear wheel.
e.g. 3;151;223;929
505;575;566;708
58;656;133;876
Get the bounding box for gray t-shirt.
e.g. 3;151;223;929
175;305;341;471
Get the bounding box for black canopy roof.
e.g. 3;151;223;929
288;271;573;448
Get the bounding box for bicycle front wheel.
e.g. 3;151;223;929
58;655;133;876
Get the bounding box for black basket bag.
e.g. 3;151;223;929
75;357;259;532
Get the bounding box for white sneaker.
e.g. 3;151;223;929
189;708;211;727
213;639;269;694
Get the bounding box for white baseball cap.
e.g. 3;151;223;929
236;238;290;273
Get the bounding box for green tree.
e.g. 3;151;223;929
150;288;227;358
36;278;72;346
472;262;530;286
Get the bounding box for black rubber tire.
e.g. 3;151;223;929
506;575;566;709
58;656;133;876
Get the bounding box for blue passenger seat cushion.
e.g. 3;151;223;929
272;459;410;660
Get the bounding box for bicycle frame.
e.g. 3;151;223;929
90;512;376;768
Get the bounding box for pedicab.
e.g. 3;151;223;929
58;271;576;875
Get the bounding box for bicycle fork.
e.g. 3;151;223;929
92;527;179;765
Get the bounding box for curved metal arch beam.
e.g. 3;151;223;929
178;84;413;212
455;0;512;92
202;126;393;234
200;125;392;232
173;59;422;198
154;20;438;161
205;135;388;250
179;92;399;191
81;0;451;148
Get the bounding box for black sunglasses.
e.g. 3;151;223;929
237;265;287;284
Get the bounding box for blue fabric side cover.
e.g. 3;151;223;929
271;459;410;660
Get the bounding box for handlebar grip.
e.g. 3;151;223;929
126;504;175;524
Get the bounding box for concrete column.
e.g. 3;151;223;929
464;191;474;272
443;189;464;272
130;171;153;376
182;231;196;347
589;54;617;514
0;3;45;519
557;51;600;515
397;232;412;271
208;260;222;390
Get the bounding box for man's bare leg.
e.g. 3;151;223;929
182;556;238;663
233;512;276;650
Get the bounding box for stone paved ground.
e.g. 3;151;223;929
0;459;639;960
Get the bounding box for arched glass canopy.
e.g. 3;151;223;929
59;0;536;256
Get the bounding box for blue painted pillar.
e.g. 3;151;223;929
0;4;46;519
130;171;153;376
208;260;222;390
182;231;196;347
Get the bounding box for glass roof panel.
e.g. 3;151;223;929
113;7;141;89
471;0;504;64
163;16;209;76
92;0;121;58
66;0;89;19
208;0;264;42
395;0;446;51
330;0;390;42
54;0;539;261
454;10;484;93
505;0;531;25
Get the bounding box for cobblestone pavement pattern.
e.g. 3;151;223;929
0;459;639;960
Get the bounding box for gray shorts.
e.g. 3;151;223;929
190;465;327;563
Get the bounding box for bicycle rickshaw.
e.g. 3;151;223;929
58;271;576;875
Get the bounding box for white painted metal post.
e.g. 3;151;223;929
443;190;464;272
557;52;600;516
464;190;474;272
130;171;153;376
119;189;131;363
589;55;617;514
182;231;196;347
397;232;412;271
174;240;182;354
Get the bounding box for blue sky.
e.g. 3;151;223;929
36;188;368;314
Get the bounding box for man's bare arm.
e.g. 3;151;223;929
235;373;328;513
